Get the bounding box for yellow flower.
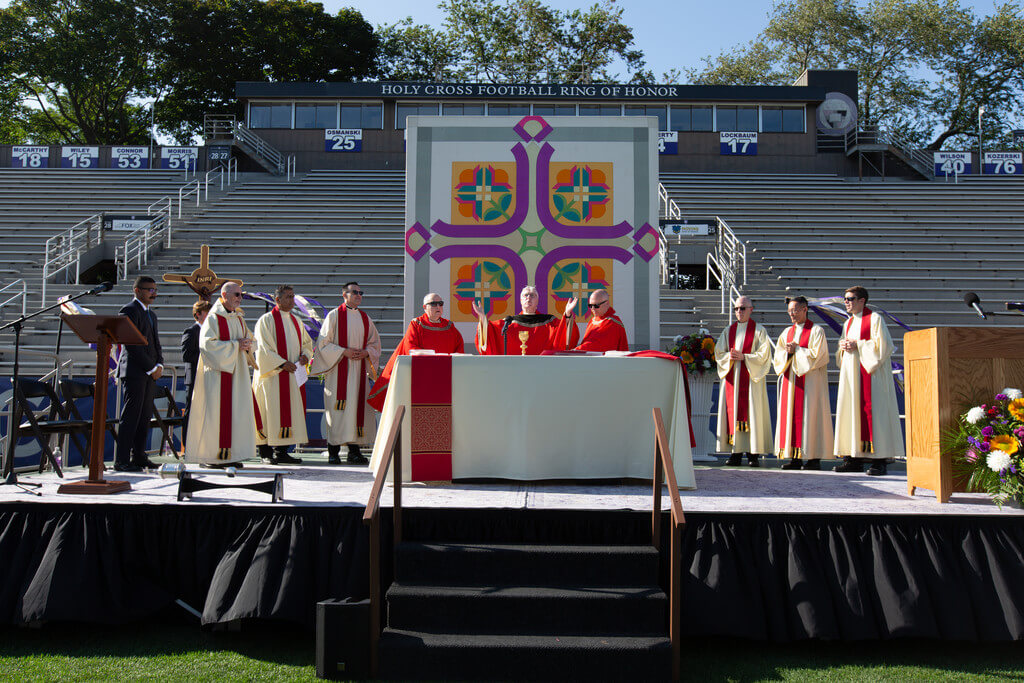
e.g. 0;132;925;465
990;434;1020;456
1009;398;1024;422
701;338;715;352
679;351;694;364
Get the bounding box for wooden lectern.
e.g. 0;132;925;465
904;327;1024;503
57;314;146;495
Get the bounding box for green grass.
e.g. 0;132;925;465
1;621;1023;681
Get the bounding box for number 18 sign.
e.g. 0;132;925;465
720;132;757;155
325;129;362;152
11;145;49;168
983;152;1022;175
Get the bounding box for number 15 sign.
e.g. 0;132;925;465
325;129;362;152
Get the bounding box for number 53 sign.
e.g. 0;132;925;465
325;129;362;152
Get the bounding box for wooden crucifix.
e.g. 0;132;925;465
162;245;242;301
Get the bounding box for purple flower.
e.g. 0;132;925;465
997;393;1009;401
968;437;981;449
982;426;995;437
980;440;991;452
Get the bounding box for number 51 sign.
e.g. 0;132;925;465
325;129;362;152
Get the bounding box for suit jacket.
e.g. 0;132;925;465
117;299;163;380
181;322;200;386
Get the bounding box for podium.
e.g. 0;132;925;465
57;314;146;495
904;327;1024;503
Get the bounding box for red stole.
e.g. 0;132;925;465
215;314;264;459
336;305;370;437
271;307;305;438
724;321;756;439
844;309;875;452
777;321;813;457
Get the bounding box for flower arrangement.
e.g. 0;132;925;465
667;332;716;376
945;388;1024;506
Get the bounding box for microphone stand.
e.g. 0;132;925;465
1;286;111;494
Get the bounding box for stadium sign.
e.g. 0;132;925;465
933;151;971;177
325;129;362;152
110;146;150;169
662;222;710;237
983;152;1022;175
161;146;198;170
720;132;757;155
1014;130;1024;146
61;146;99;168
658;132;678;155
104;214;158;232
11;145;49;168
207;145;231;162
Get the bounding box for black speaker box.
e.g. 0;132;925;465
316;598;371;680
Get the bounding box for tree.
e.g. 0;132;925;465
0;0;160;144
378;0;649;84
153;0;380;142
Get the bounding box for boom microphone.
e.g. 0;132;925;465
963;292;987;319
87;281;114;295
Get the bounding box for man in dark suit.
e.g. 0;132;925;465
180;299;211;449
114;275;164;472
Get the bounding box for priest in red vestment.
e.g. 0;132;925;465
473;285;580;355
573;289;629;352
368;292;465;411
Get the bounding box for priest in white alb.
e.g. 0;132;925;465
772;296;833;471
184;281;259;468
310;282;381;465
833;286;904;476
715;295;773;466
253;285;313;466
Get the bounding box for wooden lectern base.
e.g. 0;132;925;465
58;479;132;495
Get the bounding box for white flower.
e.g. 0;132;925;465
987;450;1012;473
673;335;683;344
703;360;712;368
1002;388;1023;400
966;406;986;424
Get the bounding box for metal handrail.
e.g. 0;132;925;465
706;252;742;314
285;155;296;181
116;214;169;280
362;404;406;680
41;213;103;305
658;183;682;220
178;180;201;218
716;217;747;286
651;407;684;683
233;122;284;171
0;279;27;318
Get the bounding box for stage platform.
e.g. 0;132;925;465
2;459;1023;643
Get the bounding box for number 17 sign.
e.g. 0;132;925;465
720;132;757;155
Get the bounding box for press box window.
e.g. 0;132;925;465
533;104;576;116
487;103;530;116
295;104;337;129
340;103;383;129
716;106;757;131
625;105;667;131
762;106;805;132
442;103;485;116
396;102;439;129
249;103;291;128
579;104;621;116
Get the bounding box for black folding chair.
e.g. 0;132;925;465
59;379;118;465
11;379;92;477
150;385;185;458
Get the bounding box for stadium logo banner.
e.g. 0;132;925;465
404;115;660;350
934;151;971;177
11;145;49;168
325;128;363;152
720;132;757;155
983;152;1022;175
160;146;198;170
658;131;678;155
110;146;150;169
61;146;99;168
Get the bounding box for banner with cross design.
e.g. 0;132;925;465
404;115;660;350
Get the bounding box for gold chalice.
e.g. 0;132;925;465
518;330;529;356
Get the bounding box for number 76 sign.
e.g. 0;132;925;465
325;129;362;152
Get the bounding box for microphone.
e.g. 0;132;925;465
1005;302;1024;312
500;316;514;337
86;281;114;295
963;292;987;319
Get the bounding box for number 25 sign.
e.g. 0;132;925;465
325;129;362;152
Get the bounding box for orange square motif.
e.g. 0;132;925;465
547;162;613;226
450;162;517;225
546;259;612;322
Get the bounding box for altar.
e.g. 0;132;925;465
369;355;695;487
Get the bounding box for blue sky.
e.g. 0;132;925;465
324;0;1005;81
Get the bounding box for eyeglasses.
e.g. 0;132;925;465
138;287;157;292
588;301;608;309
228;292;243;298
348;290;364;296
843;297;859;302
522;293;538;298
426;301;444;307
734;306;748;311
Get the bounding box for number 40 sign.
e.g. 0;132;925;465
325;129;362;152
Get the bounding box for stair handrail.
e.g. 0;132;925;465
658;182;682;220
177;179;201;218
650;407;684;683
0;279;28;318
716;216;747;286
115;213;169;280
41;213;103;305
706;251;742;314
232;122;285;173
362;403;406;680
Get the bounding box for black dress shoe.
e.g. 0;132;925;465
327;453;341;465
346;454;369;465
725;453;743;466
275;452;303;465
833;457;863;473
866;461;887;476
114;462;142;473
802;459;821;470
134;459;159;470
261;455;279;465
781;458;802;470
747;453;760;467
